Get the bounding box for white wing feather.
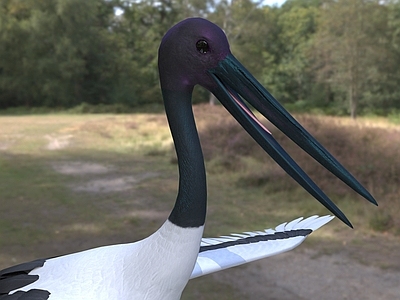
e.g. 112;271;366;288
191;215;334;279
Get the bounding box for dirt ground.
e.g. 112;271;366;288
211;245;400;299
47;161;400;299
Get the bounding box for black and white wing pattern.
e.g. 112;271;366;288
191;215;334;279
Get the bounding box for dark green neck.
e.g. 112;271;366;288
163;89;207;228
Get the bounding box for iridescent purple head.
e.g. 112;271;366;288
158;18;230;92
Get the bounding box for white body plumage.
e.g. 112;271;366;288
11;221;203;300
6;216;334;300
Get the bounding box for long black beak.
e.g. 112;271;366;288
207;54;377;228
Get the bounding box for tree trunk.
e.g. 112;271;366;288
209;93;217;105
349;80;358;119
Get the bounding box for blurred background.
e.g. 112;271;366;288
1;0;400;119
1;0;400;299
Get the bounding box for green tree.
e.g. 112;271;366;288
208;1;281;104
1;0;400;115
371;0;400;113
275;2;319;104
312;0;388;118
0;0;138;108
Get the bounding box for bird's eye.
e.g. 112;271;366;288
196;40;209;54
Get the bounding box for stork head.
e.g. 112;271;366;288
159;18;230;92
158;18;377;227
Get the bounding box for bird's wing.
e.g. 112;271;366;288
0;258;50;299
191;215;334;279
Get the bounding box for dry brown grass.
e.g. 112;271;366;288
194;104;400;233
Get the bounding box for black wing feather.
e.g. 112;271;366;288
0;259;49;299
199;229;312;252
0;289;50;300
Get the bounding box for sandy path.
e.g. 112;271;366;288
213;248;400;299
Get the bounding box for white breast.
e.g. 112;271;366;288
11;220;204;300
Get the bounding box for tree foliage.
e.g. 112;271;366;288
1;0;400;117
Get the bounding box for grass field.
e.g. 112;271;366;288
1;104;399;298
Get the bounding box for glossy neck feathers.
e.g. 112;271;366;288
163;88;207;228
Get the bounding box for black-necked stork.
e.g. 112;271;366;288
0;18;376;300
